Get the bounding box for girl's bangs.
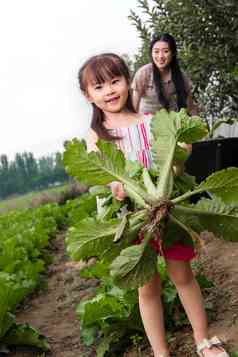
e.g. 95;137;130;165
84;56;127;85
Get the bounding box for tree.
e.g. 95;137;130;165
129;0;238;129
54;152;68;183
0;152;68;199
15;153;28;193
0;155;9;198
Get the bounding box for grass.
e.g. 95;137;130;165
0;184;68;214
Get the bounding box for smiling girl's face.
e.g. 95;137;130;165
79;54;131;115
86;75;129;114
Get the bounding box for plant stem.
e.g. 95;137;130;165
171;188;205;204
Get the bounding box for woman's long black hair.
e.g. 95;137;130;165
150;33;188;111
78;53;136;141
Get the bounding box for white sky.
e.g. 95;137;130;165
0;0;141;160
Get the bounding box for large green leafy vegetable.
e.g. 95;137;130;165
64;109;238;289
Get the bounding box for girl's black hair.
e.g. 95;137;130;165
150;33;188;111
78;53;136;141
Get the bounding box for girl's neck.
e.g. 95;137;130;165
103;111;142;129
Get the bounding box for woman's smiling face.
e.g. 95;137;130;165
151;40;173;71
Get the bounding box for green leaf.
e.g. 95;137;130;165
66;213;144;264
79;261;109;280
151;109;207;199
64;139;125;185
77;294;129;326
110;238;158;289
96;194;122;221
195;197;238;216
0;312;15;340
162;215;194;249
80;325;97;346
102;211;147;263
121;210;147;241
197;167;238;196
176;110;208;143
125;160;143;178
172;201;238;241
96;330;125;357
96;333;115;357
66;218;120;261
142;168;157;197
113;214;129;242
169;213;201;247
89;185;111;196
151;109;177;144
173;167;238;204
65;193;97;226
64;139;150;207
213;190;238;205
174;145;190;162
3;323;49;351
173;173;196;196
151;110;177;198
124;184;149;208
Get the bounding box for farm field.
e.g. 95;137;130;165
0;184;68;213
0;187;237;356
8;231;238;357
1;0;238;355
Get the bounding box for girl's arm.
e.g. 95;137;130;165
86;128;99;152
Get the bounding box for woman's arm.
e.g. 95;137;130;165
131;64;149;113
182;72;199;116
187;92;199;116
132;89;141;112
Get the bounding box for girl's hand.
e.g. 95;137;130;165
110;181;126;201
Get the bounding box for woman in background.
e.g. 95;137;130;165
132;33;198;116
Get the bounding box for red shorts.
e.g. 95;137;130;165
159;241;195;261
135;236;195;261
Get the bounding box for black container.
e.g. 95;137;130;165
185;137;238;183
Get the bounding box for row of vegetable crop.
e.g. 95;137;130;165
0;203;65;351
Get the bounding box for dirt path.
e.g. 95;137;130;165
10;232;97;357
9;233;238;357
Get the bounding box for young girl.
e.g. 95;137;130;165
78;53;229;357
132;33;198;116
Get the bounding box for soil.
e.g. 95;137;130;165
9;232;238;357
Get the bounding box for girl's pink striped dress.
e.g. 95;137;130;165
113;114;195;261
